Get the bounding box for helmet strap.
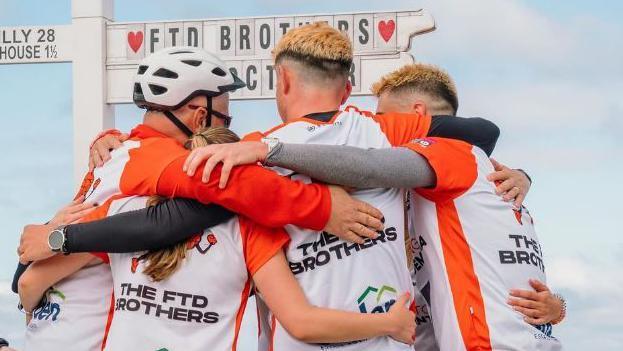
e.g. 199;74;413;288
205;97;213;128
163;110;194;138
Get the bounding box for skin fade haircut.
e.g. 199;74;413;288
273;22;353;81
371;63;460;115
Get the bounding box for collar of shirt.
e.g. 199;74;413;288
129;124;171;140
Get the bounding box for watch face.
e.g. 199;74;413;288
48;230;64;251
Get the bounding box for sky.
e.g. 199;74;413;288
0;0;622;349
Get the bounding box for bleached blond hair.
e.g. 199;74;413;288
273;22;353;80
372;63;459;115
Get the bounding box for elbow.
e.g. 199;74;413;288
478;118;500;156
286;322;315;343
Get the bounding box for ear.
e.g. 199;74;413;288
277;65;291;96
191;104;208;132
340;80;353;106
412;100;428;116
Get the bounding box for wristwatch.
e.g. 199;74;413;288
48;225;69;254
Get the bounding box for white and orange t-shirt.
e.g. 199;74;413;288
404;137;562;351
86;195;288;351
247;106;431;351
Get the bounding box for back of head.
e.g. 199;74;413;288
143;126;240;282
273;22;353;88
372;63;459;116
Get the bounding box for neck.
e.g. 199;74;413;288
143;112;189;144
283;89;342;122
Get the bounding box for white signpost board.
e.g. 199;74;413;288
0;0;436;183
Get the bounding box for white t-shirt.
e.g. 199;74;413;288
91;195;288;351
250;107;429;351
403;137;563;351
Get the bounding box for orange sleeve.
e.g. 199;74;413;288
371;111;432;146
402;137;478;203
119;138;332;231
239;217;290;275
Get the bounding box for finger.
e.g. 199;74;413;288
396;292;411;307
512;305;540;318
88;157;95;171
95;141;112;162
513;193;526;208
345;230;365;244
202;155;224;183
350;221;378;240
184;150;201;175
109;138;123;151
363;215;384;232
356;201;384;222
91;149;104;168
509;289;539;300
71;195;85;205
508;297;539;309
119;133;130;142
69;201;97;213
490;158;504;171
503;187;520;201
65;207;96;223
495;178;515;195
487;168;511;182
219;160;233;189
529;279;550;293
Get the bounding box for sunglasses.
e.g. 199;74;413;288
189;104;233;128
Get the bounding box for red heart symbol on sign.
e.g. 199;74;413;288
378;20;395;43
127;31;144;53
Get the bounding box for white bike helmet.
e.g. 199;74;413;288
133;46;245;135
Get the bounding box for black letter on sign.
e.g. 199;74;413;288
150;28;160;53
266;64;275;90
349;62;356;86
259;23;270;49
279;22;290;35
220;26;231;50
337;20;349;33
187;27;199;47
168;27;180;46
358;19;369;45
239;25;250;50
246;65;258;90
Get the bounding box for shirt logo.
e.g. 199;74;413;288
357;285;397;313
410;138;435;148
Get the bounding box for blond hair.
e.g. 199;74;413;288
273;22;352;79
141;127;240;282
372;64;459;115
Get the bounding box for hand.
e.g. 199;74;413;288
487;158;531;208
89;133;129;169
183;141;269;188
324;186;384;244
508;279;562;325
48;196;96;227
386;292;416;345
18;223;57;263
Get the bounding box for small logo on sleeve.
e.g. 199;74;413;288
410;138;435;148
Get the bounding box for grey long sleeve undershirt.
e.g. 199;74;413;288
266;143;436;189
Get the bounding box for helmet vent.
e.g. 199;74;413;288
153;68;179;79
148;84;168;96
137;65;149;75
181;59;202;67
134;83;144;96
211;67;227;77
170;50;193;55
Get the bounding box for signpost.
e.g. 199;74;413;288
0;0;436;184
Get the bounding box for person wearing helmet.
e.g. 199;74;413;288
15;46;385;351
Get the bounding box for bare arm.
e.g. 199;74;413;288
266;143;436;189
253;250;415;344
18;254;97;312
